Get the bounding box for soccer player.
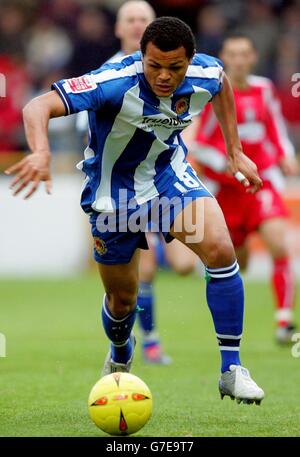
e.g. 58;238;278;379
6;18;265;404
78;0;195;365
190;33;298;343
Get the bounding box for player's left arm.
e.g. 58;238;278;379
212;73;263;193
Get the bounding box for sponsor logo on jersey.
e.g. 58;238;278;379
142;116;190;130
94;237;107;255
67;75;97;93
175;97;189;115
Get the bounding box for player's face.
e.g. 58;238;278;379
115;5;154;53
143;43;192;97
220;38;257;81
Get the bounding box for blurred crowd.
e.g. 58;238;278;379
0;0;299;154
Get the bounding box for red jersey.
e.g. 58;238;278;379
194;75;295;187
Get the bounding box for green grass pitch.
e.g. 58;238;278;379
1;270;299;437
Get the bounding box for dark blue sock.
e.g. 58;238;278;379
137;281;155;334
206;261;243;373
101;295;136;364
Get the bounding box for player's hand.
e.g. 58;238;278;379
4;152;52;199
228;149;263;194
279;156;299;176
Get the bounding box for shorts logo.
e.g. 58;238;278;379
67;76;97;93
175;97;189;115
94;237;107;255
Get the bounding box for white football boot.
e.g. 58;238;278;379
219;364;265;405
101;333;136;377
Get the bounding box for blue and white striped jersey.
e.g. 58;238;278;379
52;51;224;213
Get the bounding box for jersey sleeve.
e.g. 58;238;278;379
214;58;225;91
207;57;224;98
51;74;104;115
190;54;224;99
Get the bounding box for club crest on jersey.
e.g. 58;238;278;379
175;97;189;115
94;237;107;255
67;75;97;93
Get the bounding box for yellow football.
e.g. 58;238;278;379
88;372;153;435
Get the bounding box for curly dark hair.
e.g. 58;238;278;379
140;16;196;58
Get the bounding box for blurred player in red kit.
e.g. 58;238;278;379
189;33;298;344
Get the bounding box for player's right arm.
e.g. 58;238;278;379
5;91;66;199
5;69;106;198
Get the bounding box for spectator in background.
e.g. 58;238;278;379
67;6;118;76
0;3;31;152
195;5;227;57
150;0;202;29
217;0;245;29
0;53;31;152
276;5;300;86
38;0;81;35
276;4;300;150
0;2;28;57
235;0;280;78
26;17;73;87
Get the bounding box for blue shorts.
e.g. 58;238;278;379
89;176;212;265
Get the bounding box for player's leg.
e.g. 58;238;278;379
165;238;197;275
169;196;264;403
137;236;171;364
259;217;296;342
170;197;242;371
90;208;151;374
98;249;140;374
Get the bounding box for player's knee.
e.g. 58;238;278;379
269;242;288;259
107;282;138;317
206;237;236;268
